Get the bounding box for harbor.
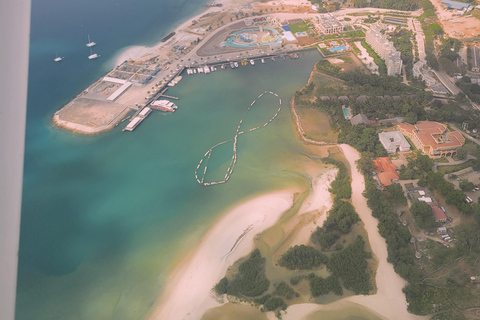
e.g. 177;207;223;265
52;12;318;135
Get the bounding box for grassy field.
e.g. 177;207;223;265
289;22;309;34
297;107;337;143
438;160;474;174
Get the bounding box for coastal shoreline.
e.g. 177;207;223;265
148;189;300;320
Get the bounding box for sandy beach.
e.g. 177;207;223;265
281;145;428;320
148;190;298;320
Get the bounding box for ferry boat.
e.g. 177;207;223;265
86;35;96;48
250;59;255;65
151;100;178;112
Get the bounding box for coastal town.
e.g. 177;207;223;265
53;0;479;136
48;0;480;319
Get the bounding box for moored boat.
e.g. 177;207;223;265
151;100;178;112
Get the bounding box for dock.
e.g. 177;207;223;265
123;106;152;132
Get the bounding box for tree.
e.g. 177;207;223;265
456;146;467;160
405;112;418;125
410;201;435;229
459;179;475;192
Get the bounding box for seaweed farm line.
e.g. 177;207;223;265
194;91;282;186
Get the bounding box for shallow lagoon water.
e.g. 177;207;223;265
18;6;323;315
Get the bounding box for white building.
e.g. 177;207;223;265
315;14;347;34
365;23;403;76
378;131;411;153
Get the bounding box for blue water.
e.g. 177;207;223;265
329;46;348;52
16;1;323;319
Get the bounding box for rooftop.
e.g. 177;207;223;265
397;121;465;152
373;157;399;187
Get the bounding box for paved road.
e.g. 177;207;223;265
451;124;480;146
433;70;460;95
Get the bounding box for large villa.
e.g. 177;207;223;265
397;121;465;157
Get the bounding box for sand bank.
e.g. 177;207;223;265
282;145;428;320
149;190;298;320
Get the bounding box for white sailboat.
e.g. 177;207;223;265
86;35;96;48
54;52;63;62
88;47;100;60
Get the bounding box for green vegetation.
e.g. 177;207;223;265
316;59;342;76
360;40;387;75
214;277;229;295
322;157;351;199
363;176;418;281
308;273;343;296
354;0;422;10
456;77;480;104
409;201;435;229
289;22;309;34
253;294;287;312
327;236;372;294
221;249;270;297
272;281;298;300
278;245;328;270
384;183;408;206
459;179;475;192
426;172;471;214
390;29;414;79
312;198;360;249
437;159;475;175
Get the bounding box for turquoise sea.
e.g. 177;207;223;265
17;0;323;319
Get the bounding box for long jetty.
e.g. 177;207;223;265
194;90;282;186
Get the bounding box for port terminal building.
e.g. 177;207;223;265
365;23;403;76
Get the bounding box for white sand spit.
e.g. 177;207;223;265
149;190;296;320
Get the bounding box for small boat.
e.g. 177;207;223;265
197;67;203;73
54;52;63;62
221;64;226;69
204;65;210;74
261;58;265;64
88;47;100;60
230;62;235;68
234;62;239;68
250;59;255;65
86;35;96;48
271;57;275;62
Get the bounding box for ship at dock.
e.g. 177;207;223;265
161;32;175;42
203;2;222;7
151;100;178;112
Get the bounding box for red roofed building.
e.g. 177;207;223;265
373;157;399;188
429;203;447;223
397;121;465;157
